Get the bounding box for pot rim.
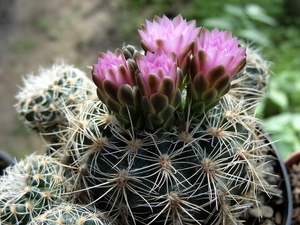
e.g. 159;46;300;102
284;150;300;168
262;129;293;225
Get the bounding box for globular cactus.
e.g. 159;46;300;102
10;14;286;225
63;93;281;225
51;15;283;225
0;154;75;225
28;203;116;225
15;63;97;143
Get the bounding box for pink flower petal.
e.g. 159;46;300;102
193;28;246;79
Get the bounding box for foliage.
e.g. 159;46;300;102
258;70;300;158
202;4;277;45
264;113;300;159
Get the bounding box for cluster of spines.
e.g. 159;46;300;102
28;203;116;225
0;154;74;225
229;44;271;110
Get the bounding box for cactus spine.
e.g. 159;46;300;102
28;203;116;225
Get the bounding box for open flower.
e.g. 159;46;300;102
138;14;201;72
136;49;181;98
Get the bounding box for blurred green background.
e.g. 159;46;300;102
0;0;299;160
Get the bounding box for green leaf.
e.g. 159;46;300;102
119;105;136;119
224;4;245;17
103;80;119;102
264;113;292;132
159;77;174;99
201;87;218;102
271;133;300;159
202;18;233;30
148;114;164;125
170;89;182;108
158;105;175;120
191;101;205;115
291;114;300;130
142;96;155;114
268;89;289;111
106;98;121;114
245;4;277;26
237;29;270;45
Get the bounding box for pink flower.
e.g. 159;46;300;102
187;28;247;115
136;49;181;98
138;14;201;71
92;49;137;105
92;49;136;88
191;28;246;79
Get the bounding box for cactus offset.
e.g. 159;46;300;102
0;154;75;225
15;63;96;143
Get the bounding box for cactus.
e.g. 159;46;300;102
15;63;97;143
0;154;74;225
28;203;116;225
8;14;287;225
62;92;281;224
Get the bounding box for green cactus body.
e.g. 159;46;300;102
0;155;74;225
59;85;279;225
15;63;97;143
28;203;116;225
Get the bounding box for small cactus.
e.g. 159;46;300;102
0;154;74;225
52;15;283;224
15;63;96;143
28;203;116;225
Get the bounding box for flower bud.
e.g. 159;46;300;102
138;14;201;74
92;49;142;127
188;28;246;116
136;49;183;131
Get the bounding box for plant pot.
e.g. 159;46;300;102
284;150;300;168
284;150;300;224
0;150;15;176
